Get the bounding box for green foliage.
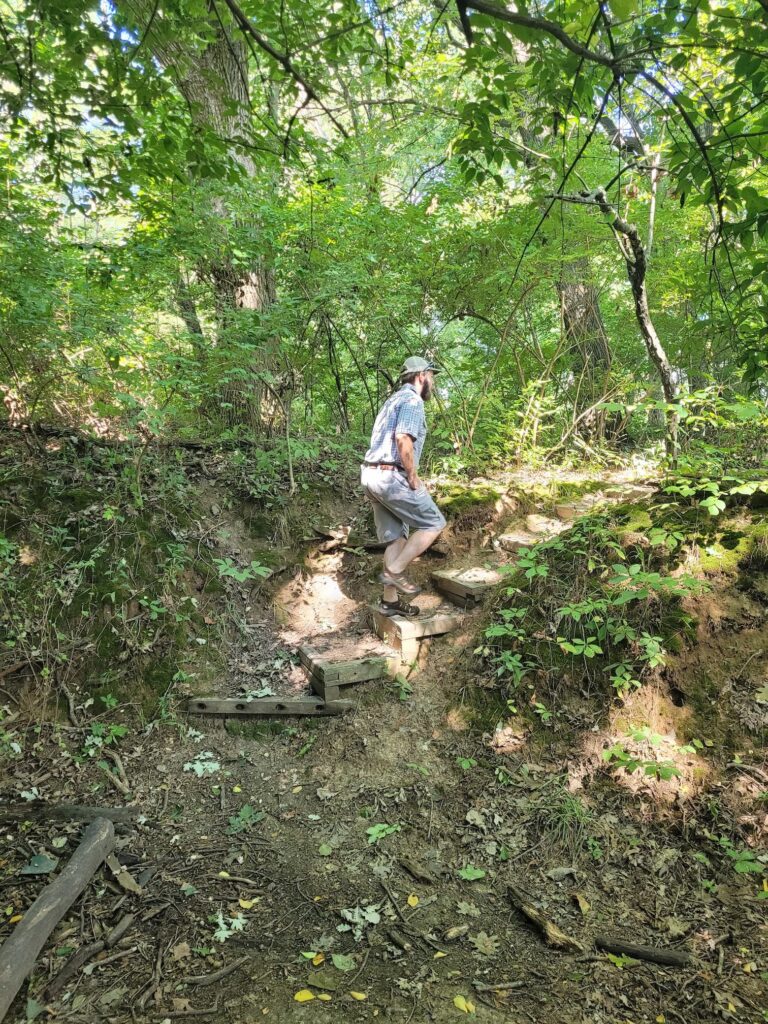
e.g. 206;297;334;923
227;804;265;835
480;505;704;714
214;558;271;584
365;822;402;845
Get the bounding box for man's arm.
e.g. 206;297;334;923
396;432;421;490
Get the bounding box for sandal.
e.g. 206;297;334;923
379;568;422;596
378;598;420;619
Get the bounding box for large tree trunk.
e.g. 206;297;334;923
556;258;613;439
119;4;277;429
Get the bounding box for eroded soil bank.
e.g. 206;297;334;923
1;436;766;1024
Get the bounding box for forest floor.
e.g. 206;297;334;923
0;438;766;1024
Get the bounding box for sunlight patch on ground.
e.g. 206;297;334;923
275;571;359;644
581;683;711;805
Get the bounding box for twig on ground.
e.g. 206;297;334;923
507;884;584;953
595;934;692;967
46;912;136;998
164;1003;220;1019
181;956;249;987
104;748;131;793
473;980;525;992
98;760;131;797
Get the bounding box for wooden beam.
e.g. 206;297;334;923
299;645;397;683
370;606;463;642
0;818;115;1023
186;697;354;717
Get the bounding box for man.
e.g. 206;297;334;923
361;356;446;618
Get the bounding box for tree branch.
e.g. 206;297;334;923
219;0;349;138
459;0;616;68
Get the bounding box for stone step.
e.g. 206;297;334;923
299;641;398;702
525;513;570;536
432;566;504;607
555;484;657;522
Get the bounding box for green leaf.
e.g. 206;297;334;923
458;865;486;881
20;854;59;875
331;953;356;972
26;998;45;1021
608;0;635;19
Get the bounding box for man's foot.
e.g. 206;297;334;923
379;568;422;596
378;598;420;618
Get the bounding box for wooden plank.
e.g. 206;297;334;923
299;645;396;684
0;819;116;1023
432;567;502;598
187;697;353;717
370;606;463;642
308;676;342;703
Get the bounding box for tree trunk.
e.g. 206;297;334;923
556;258;613;439
593;188;678;459
118;3;277;429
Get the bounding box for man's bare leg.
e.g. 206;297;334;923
388;528;442;574
383;537;407;603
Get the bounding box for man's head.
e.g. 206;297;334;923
399;356;439;401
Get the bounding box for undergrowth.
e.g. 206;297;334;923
479;486;768;776
0;433;361;736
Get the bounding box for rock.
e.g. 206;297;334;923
494;494;519;515
555;504;580;521
604;484;656;502
525;513;565;536
546;866;578;882
495;531;536;552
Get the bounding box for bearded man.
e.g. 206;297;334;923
361;357;446;618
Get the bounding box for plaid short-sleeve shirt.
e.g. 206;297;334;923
364;383;427;469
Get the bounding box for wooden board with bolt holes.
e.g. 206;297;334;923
186;697;354;716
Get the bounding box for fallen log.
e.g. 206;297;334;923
0;817;115;1022
0;802;137;825
507;884;583;954
595;934;691;967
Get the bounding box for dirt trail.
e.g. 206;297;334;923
1;470;766;1024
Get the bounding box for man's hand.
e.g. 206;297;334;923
396;431;421;490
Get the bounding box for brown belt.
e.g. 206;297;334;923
364;462;400;471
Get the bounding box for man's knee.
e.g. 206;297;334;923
380;524;408;545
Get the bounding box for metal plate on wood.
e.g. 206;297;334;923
187;697;354;717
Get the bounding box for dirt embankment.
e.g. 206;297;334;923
1;442;766;1023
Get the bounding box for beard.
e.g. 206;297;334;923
421;376;434;401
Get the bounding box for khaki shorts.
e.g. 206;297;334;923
361;465;446;544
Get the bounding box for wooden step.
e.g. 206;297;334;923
299;642;398;702
370;603;463;662
431;566;504;607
